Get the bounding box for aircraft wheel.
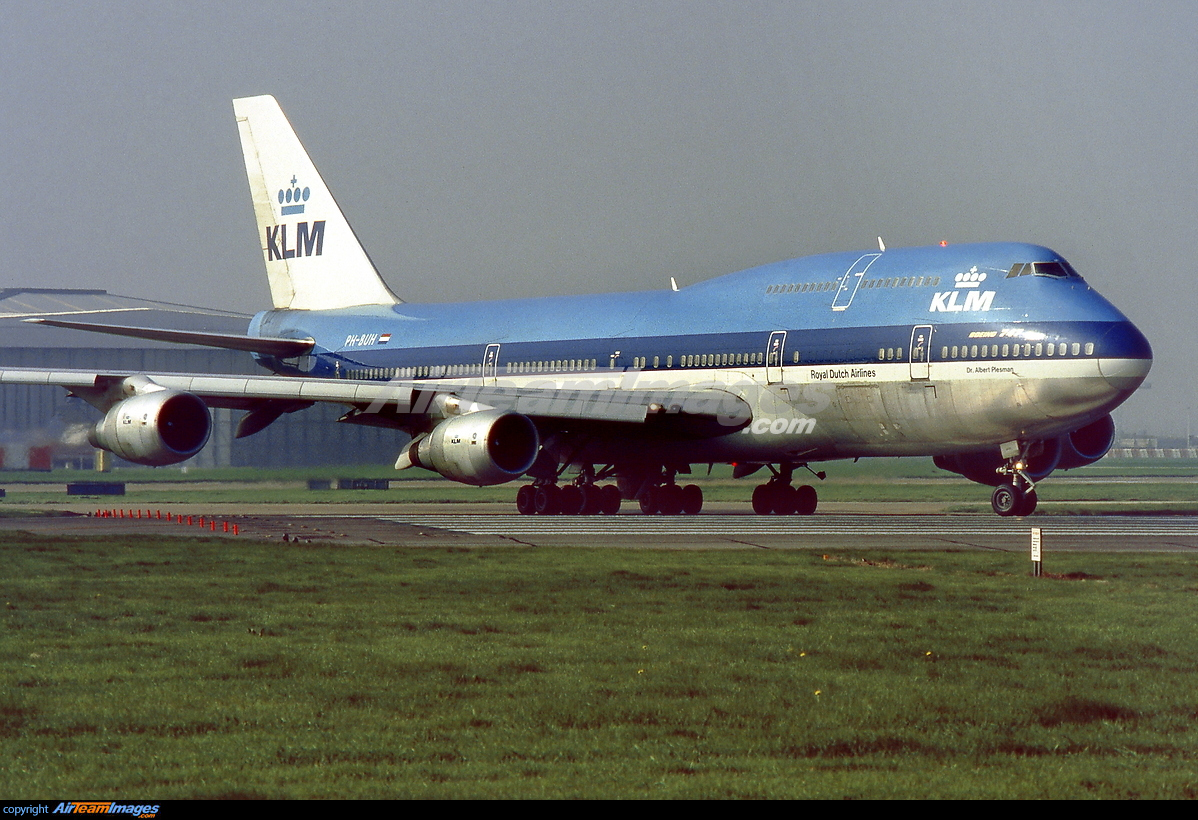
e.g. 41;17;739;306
559;485;585;515
580;484;604;515
1016;489;1038;517
772;484;798;515
990;483;1023;517
639;486;660;515
794;484;818;515
680;484;703;515
516;484;536;515
600;484;622;515
534;484;561;515
751;484;772;515
657;484;684;516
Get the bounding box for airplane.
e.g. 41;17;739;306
0;95;1152;517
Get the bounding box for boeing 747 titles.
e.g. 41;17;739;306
2;96;1152;516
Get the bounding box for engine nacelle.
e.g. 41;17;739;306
1057;414;1116;471
89;390;212;466
403;409;539;486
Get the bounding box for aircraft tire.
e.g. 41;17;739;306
639;486;659;515
657;484;684;516
1016;489;1038;517
795;484;817;515
581;484;603;515
752;484;772;515
991;483;1023;517
559;485;584;515
600;484;622;515
516;484;536;515
681;484;703;515
535;484;561;515
773;484;798;515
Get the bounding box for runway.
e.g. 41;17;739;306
366;513;1198;551
4;506;1198;551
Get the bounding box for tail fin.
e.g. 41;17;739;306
233;95;400;310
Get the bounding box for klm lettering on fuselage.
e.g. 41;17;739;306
265;221;326;261
929;290;995;312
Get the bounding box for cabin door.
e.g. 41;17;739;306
909;325;931;380
482;343;501;384
766;331;786;384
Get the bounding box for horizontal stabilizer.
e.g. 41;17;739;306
24;318;314;357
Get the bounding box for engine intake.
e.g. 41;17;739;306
89;390;212;466
404;409;539;486
1057;414;1116;470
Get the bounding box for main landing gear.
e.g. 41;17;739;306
514;466;706;516
990;445;1038;517
638;481;704;516
750;463;821;516
516;481;623;516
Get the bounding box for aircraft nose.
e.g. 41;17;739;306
1098;321;1152;393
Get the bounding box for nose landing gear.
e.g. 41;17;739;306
991;444;1039;517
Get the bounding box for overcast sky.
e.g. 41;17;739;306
2;1;1193;436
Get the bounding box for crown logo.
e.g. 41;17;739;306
278;176;310;215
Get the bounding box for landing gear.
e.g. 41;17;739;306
751;463;820;515
991;442;1039;517
752;481;818;515
515;477;623;515
637;481;704;515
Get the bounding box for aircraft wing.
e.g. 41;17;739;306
0;367;751;434
22;318;314;357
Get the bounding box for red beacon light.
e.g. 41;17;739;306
939;240;948;247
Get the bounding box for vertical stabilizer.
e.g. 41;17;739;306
233;95;400;310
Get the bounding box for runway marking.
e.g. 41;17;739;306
371;514;1198;540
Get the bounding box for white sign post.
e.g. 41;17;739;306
1031;527;1042;577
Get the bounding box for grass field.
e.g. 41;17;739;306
3;532;1197;798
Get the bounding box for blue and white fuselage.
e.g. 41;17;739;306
252;241;1149;470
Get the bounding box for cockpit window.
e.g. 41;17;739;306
1033;261;1070;278
1005;260;1081;279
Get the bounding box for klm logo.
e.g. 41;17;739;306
930;267;994;312
278;175;309;215
266;175;325;261
930;290;994;312
265;221;325;261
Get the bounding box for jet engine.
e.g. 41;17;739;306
1056;414;1116;470
401;409;539;486
89;390;212;466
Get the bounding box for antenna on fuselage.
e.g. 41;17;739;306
670;277;679;292
878;236;886;252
